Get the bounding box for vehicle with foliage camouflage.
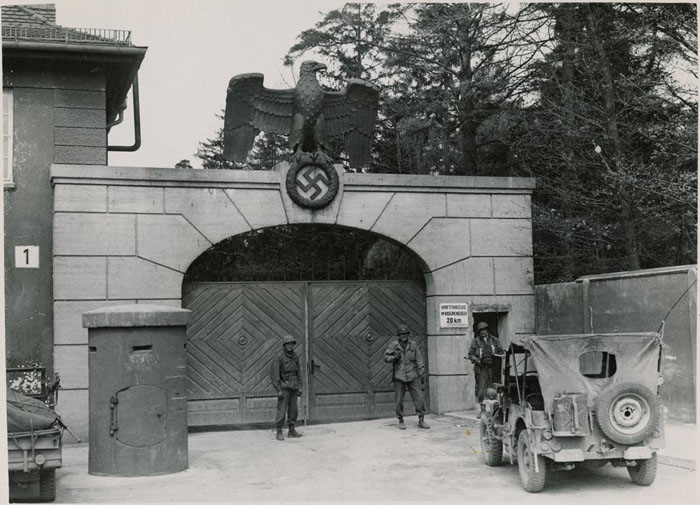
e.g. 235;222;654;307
479;333;664;492
7;367;70;502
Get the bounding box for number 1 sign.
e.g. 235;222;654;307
15;246;39;268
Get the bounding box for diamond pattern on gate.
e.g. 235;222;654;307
183;283;304;399
310;283;426;392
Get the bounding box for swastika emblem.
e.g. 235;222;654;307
295;165;330;200
285;159;339;209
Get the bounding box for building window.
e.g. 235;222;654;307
3;88;13;187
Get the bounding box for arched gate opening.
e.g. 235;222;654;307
182;224;428;428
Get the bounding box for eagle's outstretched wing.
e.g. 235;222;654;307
322;79;380;168
223;73;295;163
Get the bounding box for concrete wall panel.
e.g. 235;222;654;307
55;213;135;256
492;194;531;218
54;300;136;345
54;184;107;212
54;89;105;109
165;187;251;244
55;389;88;445
54;257;106;300
54;107;104;128
55;127;106;147
372;193;446;244
494;257;534;295
535;282;584;335
137;214;211;272
225;189;287;230
471;218;532;257
107;257;184;300
336;191;393;231
427;334;471;375
54;145;106;165
109;186;164;214
446;193;491;218
54;345;88;389
428;257;494;296
408;218;470;271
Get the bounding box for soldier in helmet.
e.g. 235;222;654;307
270;334;303;441
467;321;504;416
384;324;430;430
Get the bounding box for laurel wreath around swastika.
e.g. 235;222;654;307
285;160;339;209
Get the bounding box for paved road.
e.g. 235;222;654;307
53;415;697;503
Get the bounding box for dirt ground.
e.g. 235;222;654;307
48;414;697;504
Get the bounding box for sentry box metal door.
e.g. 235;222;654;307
114;385;168;447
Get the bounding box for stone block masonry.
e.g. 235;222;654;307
51;163;536;441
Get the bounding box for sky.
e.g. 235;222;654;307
45;0;348;168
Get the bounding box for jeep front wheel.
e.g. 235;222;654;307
480;421;503;466
596;382;657;445
627;453;657;486
517;430;547;493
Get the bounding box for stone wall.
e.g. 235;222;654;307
52;162;536;440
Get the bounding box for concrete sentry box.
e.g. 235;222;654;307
82;304;191;476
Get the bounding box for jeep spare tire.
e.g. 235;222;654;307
596;382;658;445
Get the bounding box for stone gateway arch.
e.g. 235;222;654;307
52;162;535;439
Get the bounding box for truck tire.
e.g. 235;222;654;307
627;453;658;486
596;382;658;445
39;469;56;502
480;421;503;466
517;430;547;493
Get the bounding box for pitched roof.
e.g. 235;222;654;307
2;3;146;126
2;3;132;45
1;4;57;28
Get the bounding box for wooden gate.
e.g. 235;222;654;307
183;281;426;427
308;282;427;422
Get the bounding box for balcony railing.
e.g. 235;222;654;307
2;26;133;46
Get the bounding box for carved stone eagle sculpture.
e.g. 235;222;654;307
223;61;380;168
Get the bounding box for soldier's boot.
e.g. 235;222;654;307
288;425;303;438
398;417;406;430
418;416;430;429
276;428;284;441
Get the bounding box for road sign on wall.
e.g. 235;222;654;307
439;303;469;328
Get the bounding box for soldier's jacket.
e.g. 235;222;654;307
270;352;302;391
384;339;425;383
467;334;504;365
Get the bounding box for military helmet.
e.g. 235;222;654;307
476;321;489;331
282;335;296;346
396;324;410;336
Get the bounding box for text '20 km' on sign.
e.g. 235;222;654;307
439;303;469;328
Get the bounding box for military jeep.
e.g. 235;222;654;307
479;332;664;493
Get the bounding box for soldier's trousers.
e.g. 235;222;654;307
474;365;493;402
394;379;426;418
275;389;299;428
